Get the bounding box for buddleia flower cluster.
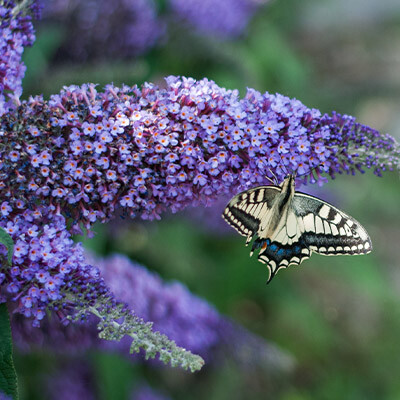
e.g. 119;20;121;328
0;0;36;115
2;76;398;224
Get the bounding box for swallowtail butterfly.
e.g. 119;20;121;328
222;175;372;283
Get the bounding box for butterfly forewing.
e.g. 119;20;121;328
222;185;280;241
292;192;372;256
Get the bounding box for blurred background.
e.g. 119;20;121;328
17;0;400;398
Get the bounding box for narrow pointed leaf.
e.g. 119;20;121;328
0;304;18;399
0;228;13;265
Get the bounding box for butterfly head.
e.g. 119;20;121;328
280;174;296;193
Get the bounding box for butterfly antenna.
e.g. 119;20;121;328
296;164;322;184
277;154;291;183
265;168;279;185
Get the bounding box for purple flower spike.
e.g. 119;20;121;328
0;1;37;115
0;76;398;230
1;208;203;370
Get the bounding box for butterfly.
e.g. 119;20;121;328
222;175;372;283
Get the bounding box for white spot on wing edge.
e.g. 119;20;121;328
319;204;330;218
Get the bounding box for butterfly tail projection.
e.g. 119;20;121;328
251;237;311;283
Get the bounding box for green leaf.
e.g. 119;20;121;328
0;303;18;399
0;228;14;265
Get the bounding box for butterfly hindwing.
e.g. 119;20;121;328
252;236;311;283
222;185;280;242
292;192;372;255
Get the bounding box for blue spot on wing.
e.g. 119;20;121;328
251;236;308;264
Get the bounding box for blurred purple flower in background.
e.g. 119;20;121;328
96;254;223;357
44;360;96;400
41;0;164;61
13;253;294;371
39;0;270;62
131;385;171;400
169;0;264;38
44;359;170;400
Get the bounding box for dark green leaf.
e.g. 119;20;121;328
0;303;18;399
0;227;14;265
0;228;13;266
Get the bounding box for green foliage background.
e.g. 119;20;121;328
16;0;400;398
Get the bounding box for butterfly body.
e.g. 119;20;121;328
222;175;372;282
